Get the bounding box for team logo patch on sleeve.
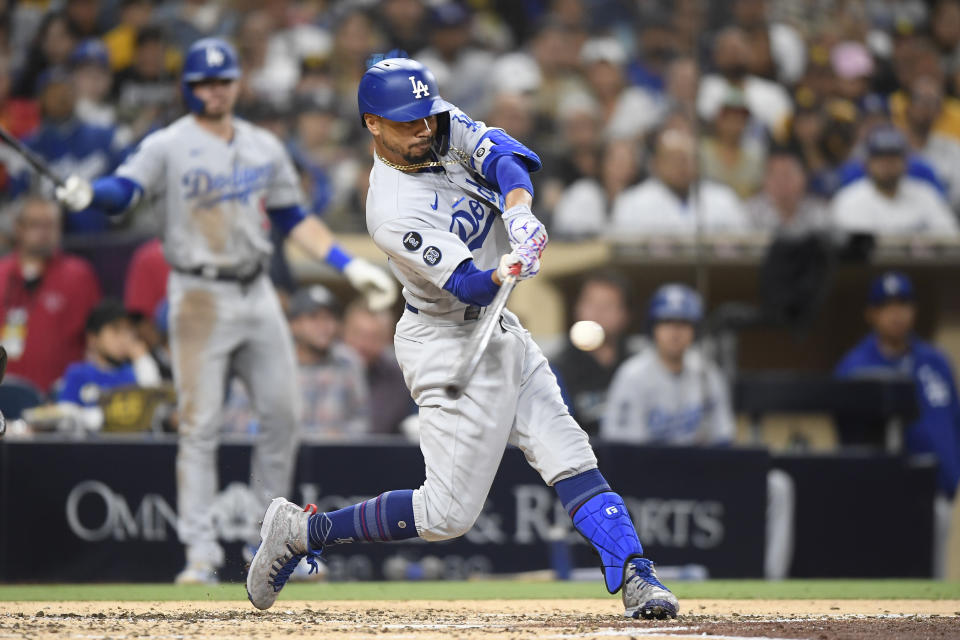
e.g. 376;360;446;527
422;246;442;266
402;231;422;251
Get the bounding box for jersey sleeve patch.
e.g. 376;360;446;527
402;231;423;251
422;245;442;265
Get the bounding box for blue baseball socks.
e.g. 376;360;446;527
307;489;418;549
554;468;644;593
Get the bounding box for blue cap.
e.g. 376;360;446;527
868;271;914;305
648;283;703;325
866;125;907;156
69;39;110;68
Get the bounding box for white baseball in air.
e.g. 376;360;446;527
569;320;605;352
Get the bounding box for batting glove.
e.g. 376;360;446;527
504;204;548;259
497;250;539;282
54;175;94;212
343;258;398;311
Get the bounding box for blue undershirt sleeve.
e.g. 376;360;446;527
266;204;308;235
91;176;142;214
491;155;534;198
443;259;500;306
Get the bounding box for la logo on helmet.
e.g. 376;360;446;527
409;75;430;99
206;46;225;67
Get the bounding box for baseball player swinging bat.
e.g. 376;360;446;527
445;273;517;399
0;124;64;187
246;55;679;622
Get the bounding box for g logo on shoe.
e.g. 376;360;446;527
423;246;442;266
402;231;422;251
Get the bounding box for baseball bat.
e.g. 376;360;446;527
444;274;518;399
0;124;63;187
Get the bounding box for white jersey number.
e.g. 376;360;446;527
409;76;430;99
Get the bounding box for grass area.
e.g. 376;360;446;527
1;580;959;602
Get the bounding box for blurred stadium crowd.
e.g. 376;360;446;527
0;0;959;568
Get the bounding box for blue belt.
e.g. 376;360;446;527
405;302;481;321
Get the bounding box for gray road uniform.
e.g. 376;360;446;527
600;347;795;579
117;115;302;568
366;108;597;540
601;348;734;445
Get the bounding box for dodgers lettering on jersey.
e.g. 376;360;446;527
600;348;734;445
365;107;512;315
116;116;302;271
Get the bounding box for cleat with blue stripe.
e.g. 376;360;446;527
622;556;679;620
246;498;323;610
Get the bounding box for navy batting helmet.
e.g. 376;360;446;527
648;284;703;325
357;57;453;127
181;38;240;114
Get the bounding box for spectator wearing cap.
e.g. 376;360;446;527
579;37;663;141
70;39;115;127
342;299;413;435
224;285;370;439
746;148;830;237
414;3;495;117
697;26;792;134
835;272;960;575
699;88;767;199
0;196;101;393
289;285;371;438
601;283;732;445
610;127;749;236
831;126;959;236
831;41;874;104
58;298;160;407
903;75;960;211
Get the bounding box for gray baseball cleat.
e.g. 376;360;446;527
622;556;679;620
246;498;322;610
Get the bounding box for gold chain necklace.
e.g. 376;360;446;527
376;147;470;172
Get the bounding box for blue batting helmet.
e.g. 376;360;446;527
181;38;240;114
357;57;453;127
648;284;703;325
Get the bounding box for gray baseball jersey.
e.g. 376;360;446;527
115;114;304;570
601;348;735;445
116;115;302;271
365;104;597;541
366;107;511;316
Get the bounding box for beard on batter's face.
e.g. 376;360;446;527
382;131;434;164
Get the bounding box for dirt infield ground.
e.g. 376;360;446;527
2;599;958;640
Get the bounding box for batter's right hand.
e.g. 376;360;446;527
55;175;93;211
497;250;539;282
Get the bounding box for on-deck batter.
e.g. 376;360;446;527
54;38;398;584
246;56;678;620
